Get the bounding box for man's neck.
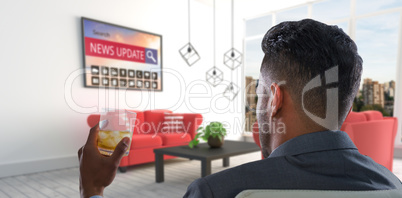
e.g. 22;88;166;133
268;120;327;155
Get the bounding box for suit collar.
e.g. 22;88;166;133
268;131;357;158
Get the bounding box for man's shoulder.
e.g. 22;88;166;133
183;176;213;198
184;158;284;198
207;156;288;180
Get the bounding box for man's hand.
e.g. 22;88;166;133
78;124;130;198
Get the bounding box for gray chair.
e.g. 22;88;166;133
236;189;402;198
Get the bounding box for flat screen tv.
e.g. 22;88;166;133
81;17;163;91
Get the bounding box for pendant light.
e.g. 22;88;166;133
223;0;242;101
223;0;242;70
206;0;223;87
179;0;200;66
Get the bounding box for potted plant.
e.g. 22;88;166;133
189;122;227;148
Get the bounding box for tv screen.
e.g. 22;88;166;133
81;17;162;91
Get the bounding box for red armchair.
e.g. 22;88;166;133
87;109;203;172
341;110;398;171
252;122;263;159
251;110;398;171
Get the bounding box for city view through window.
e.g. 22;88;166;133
354;10;399;116
355;79;395;116
244;0;401;132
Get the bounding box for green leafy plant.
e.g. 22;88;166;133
188;122;227;148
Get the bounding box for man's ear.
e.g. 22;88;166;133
270;83;283;117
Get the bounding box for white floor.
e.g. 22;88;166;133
0;153;401;198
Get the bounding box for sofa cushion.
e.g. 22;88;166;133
143;110;173;134
126;110;144;135
158;133;191;146
130;135;162;150
363;110;383;121
160;113;185;133
344;111;366;123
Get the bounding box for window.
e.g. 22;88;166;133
354;12;399;116
312;0;350;21
243;0;402;144
246;15;272;37
244;39;264;79
244;38;263;132
356;0;402;15
244;15;271;132
276;6;308;23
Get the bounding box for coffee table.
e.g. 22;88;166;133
154;140;260;183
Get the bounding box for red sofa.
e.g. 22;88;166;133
341;110;398;171
87;109;203;172
252;110;398;171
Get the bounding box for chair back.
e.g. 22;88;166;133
252;122;260;148
344;111;367;123
344;119;396;170
341;110;398;171
235;189;402;198
363;110;384;121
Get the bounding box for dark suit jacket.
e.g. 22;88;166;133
183;131;402;198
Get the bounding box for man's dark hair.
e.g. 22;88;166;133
261;19;362;129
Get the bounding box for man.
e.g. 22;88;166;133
78;19;402;198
